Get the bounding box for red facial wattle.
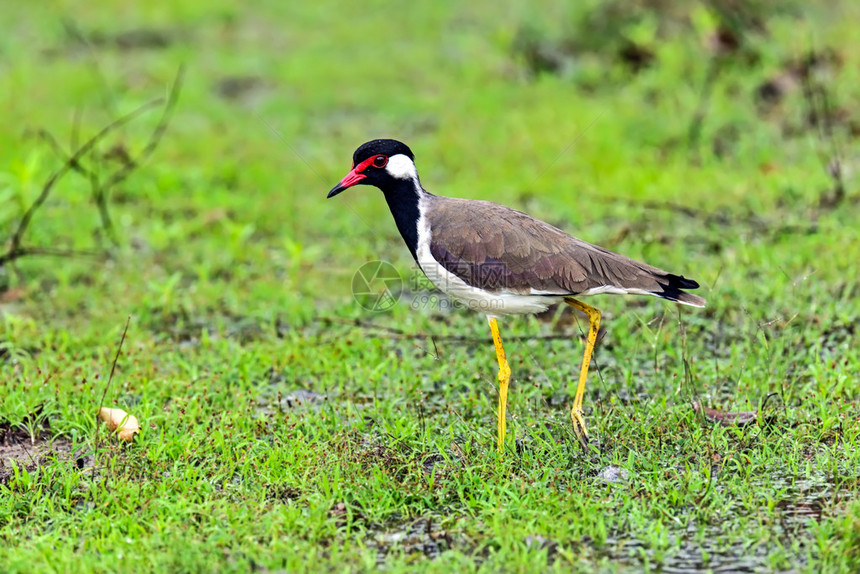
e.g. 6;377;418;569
327;155;388;198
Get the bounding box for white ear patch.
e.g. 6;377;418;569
385;154;418;180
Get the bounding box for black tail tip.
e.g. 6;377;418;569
673;275;700;290
659;274;706;307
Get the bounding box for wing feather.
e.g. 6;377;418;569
426;196;705;306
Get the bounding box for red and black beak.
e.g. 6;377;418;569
328;155;380;198
327;166;366;198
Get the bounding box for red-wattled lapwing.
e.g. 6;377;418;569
328;139;705;450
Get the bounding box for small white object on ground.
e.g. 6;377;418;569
98;407;140;442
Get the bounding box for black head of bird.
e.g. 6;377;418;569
327;139;417;198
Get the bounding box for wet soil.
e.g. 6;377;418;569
0;414;74;484
366;516;456;565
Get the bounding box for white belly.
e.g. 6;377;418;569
415;219;558;317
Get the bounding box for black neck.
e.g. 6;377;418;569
380;178;425;261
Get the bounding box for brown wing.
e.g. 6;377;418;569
426;196;705;307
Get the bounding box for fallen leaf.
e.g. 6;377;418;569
692;402;758;427
0;287;27;304
98;407;140;442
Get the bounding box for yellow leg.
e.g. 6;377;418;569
488;317;511;452
564;298;601;447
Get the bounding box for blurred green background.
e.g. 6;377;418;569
1;1;859;572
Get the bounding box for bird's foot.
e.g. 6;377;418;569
571;408;589;448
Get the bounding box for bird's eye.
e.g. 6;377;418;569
373;155;388;168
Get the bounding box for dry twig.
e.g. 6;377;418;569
94;316;131;450
0;68;183;267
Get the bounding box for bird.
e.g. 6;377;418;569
328;139;705;451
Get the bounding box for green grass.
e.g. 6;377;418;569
2;0;860;571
